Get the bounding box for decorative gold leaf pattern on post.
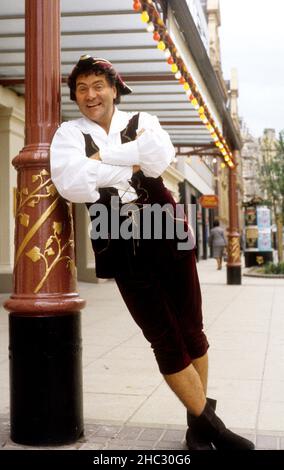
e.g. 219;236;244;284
25;219;75;293
19;213;30;227
229;237;240;263
26;246;41;262
16;169;54;218
52;221;62;235
46;184;57;197
16;169;76;292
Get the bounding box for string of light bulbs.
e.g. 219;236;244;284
132;0;235;169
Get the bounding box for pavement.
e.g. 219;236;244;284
1;257;284;451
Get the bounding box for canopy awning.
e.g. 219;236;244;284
0;0;240;165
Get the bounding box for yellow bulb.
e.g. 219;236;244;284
191;98;198;107
198;106;204;114
221;162;226;169
157;41;166;50
141;11;150;23
183;82;190;91
171;64;178;73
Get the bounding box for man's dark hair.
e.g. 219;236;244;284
68;62;121;104
213;220;220;227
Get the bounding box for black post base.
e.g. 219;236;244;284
227;265;242;285
9;312;84;445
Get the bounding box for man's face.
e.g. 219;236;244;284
75;73;117;131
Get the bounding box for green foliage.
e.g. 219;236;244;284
264;262;284;274
258;130;284;222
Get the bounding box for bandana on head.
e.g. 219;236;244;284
71;54;132;96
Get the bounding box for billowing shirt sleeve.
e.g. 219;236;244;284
99;112;175;177
137;112;175;177
50;123;132;203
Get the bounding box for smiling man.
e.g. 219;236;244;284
50;55;254;451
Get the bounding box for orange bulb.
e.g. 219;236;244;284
133;1;142;11
153;31;160;41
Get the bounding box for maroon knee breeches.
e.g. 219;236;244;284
115;250;209;375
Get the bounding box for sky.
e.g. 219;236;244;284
219;0;284;138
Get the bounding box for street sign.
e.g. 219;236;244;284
199;195;218;208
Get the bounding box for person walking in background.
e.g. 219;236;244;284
50;55;254;451
209;220;227;270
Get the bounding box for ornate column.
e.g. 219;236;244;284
4;0;85;445
227;150;242;284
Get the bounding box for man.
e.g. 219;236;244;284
50;55;254;450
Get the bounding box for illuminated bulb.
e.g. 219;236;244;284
183;82;190;91
171;63;178;73
175;71;182;79
146;22;155;32
179;76;186;84
133;1;142;11
198;106;204;114
164;49;171;59
157;18;164;26
186;88;192;97
167;56;174;65
224;155;230;161
200;114;208;123
157;40;166;50
221;162;226;169
141;11;150;22
153;31;160;41
213;158;217;163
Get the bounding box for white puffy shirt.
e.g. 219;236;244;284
50;108;175;203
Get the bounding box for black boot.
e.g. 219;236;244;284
193;400;255;450
185;398;216;450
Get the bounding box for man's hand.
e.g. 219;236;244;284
90;152;101;161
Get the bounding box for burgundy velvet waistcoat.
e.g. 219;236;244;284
83;114;189;278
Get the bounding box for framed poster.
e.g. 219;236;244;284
245;227;258;250
245;206;257;226
257;206;271;229
258;229;272;251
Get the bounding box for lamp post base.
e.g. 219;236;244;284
9;312;83;445
227;265;242;285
